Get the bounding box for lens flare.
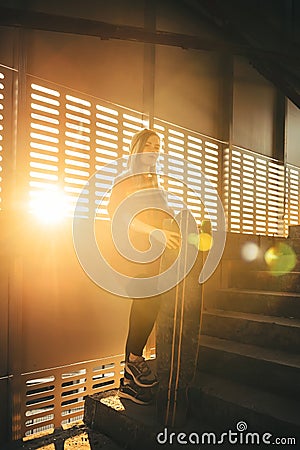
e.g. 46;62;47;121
188;232;213;252
241;242;260;262
264;243;297;276
188;233;199;247
198;233;213;251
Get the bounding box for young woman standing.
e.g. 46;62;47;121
108;128;180;404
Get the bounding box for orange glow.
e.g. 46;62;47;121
29;189;67;224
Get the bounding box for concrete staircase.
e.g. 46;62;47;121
84;227;300;448
190;226;300;440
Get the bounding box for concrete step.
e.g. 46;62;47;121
288;225;300;239
278;236;300;272
198;335;300;398
84;390;160;450
290;260;300;272
288;237;300;253
202;308;300;353
189;372;300;440
229;270;300;292
84;390;215;450
207;288;300;319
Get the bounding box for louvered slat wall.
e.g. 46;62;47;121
223;146;286;235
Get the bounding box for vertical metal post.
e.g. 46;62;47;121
143;0;156;129
8;27;28;441
219;53;234;144
283;98;290;227
272;91;285;163
215;53;233;290
218;53;233;231
282;0;294;231
272;91;286;235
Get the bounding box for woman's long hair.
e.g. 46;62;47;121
127;128;161;189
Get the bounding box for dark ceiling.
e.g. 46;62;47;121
181;0;300;108
0;0;299;108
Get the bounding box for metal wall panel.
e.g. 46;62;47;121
26;32;145;113
0;27;16;69
223;146;285;235
286;100;300;167
18;220;130;372
233;56;276;156
153;118;222;227
0;65;14;381
155;47;221;139
0;377;9;445
19;354;124;438
0;242;9;377
285;164;300;232
0;64;14;211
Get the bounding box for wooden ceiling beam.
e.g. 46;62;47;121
0;5;297;59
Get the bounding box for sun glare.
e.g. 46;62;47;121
264;243;297;276
29;189;67;224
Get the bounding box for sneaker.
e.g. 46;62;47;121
118;377;153;405
125;355;158;388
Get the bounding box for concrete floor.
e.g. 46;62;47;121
3;422;122;450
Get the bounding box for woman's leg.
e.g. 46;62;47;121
125;296;160;358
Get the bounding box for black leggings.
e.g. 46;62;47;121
125;296;160;358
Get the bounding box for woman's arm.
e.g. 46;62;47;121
108;175;180;249
130;217;180;250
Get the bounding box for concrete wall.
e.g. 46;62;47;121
0;245;9;446
0;378;9;445
155;47;222;137
233;56;276;156
286;100;300;166
26;31;145;111
0;27;15;68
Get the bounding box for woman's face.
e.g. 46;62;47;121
140;134;160;168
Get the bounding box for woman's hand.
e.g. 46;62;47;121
130;218;180;249
151;228;181;250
